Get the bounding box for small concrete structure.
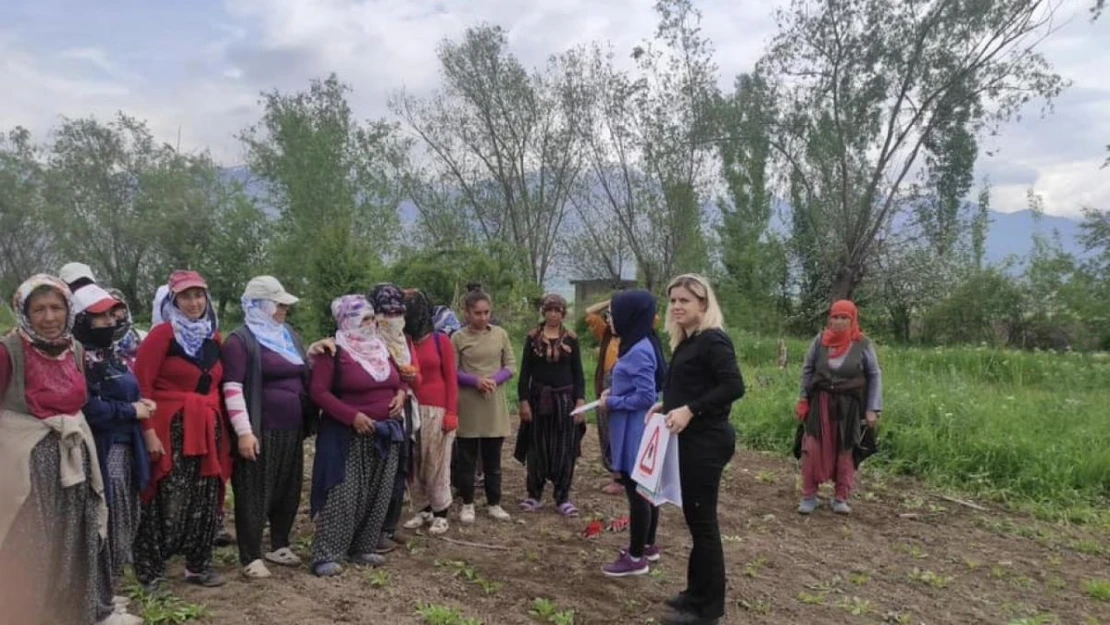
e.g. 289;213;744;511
570;278;639;310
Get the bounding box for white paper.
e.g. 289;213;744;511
630;413;682;508
569;400;600;416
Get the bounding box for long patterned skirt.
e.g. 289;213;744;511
133;417;223;583
0;434;112;625
104;443;141;582
312;436;399;565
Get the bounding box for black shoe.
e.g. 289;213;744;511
184;568;226;587
213;529;235;547
664;592;691;612
375;536;398;554
660;612;719;625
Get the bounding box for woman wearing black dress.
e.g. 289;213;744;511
654;274;745;625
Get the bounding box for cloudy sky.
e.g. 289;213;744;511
2;0;1107;218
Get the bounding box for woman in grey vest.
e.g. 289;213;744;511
220;276;311;579
795;299;883;515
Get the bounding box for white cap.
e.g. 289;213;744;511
243;276;299;306
59;262;96;286
72;283;121;315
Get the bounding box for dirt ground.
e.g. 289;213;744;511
163;425;1110;625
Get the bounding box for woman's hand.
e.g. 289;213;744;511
443;413;459;433
795;398;810;422
237;433;260;461
519;402;532;423
598;390;610;416
143;430;165;460
388;391;406;418
478;378;497;397
308;338;337;357
353;412;374;436
664;406;693;435
865;411;879;427
573;399;586;425
133;401;153;420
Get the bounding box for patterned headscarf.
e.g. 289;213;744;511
370;283;410;366
432;306;462;336
332;295;391;382
243;296;304;365
161;288;217;359
13;274;75;357
403;289;434;341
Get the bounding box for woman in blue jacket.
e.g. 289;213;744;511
72;281;153;586
598;289;668;578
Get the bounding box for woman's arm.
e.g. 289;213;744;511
686;331;745;417
493;328;516;385
800;336;819;398
308;354;357;426
219;334;253;436
134;325;171;431
406;337;423;390
83;384;139;430
862;341;883;413
453;334;480;388
440;333;459;416
606;347;657;412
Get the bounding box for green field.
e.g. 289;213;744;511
729;333;1110;521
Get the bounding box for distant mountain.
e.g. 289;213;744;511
220;166;1088;285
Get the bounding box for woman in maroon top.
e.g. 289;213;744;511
221;276;310;579
400;289;459;535
132;270;231;589
0;274;144;625
309;295;407;577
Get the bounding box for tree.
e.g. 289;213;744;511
241;74;406;336
758;0;1067;302
0;127;55;295
392;25;587;287
715;72;791;331
568;0;719;291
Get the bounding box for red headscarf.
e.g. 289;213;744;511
821;300;864;358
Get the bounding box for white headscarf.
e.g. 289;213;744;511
151;285;170;326
243;297;303;365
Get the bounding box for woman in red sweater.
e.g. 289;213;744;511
400;290;459;535
132;270;231;589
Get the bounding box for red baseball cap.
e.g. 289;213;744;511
168;270;208;295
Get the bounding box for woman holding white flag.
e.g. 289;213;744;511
654;274;745;625
598;289;667;578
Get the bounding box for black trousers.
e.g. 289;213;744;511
456;437;503;506
621;474;659;558
677;422;735;620
232;429;304;566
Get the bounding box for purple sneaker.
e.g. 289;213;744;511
619;544;661;563
602;552;650;578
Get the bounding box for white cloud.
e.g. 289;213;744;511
0;0;1107;215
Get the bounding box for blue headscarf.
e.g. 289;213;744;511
432;305;462;336
611;289;667;392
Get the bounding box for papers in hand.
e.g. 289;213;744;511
569;400;600;416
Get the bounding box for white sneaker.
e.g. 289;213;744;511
242;559;272;579
487;505;512;521
429;516;449;535
460;504;476;524
97;613;144;625
404;511;433;529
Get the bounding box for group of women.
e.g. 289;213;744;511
0;262;881;625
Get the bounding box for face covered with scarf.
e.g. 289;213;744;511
332;294;392;382
242;297;304;366
822;299;864;358
13;274;75;357
369;283;411;368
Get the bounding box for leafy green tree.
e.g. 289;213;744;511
0;127;54;295
241;74;406;336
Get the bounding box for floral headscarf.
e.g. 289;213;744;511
13;274;75;357
528;293;573;363
243;296;304;366
432;306;462;336
332;295;391;382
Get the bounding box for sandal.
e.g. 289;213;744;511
519;498;543;512
264;547;302;567
557;502;580;518
242;559;272;579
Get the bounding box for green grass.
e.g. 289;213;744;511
730;333;1110;517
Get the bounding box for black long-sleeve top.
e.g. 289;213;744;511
517;334;586;402
663;328;745;432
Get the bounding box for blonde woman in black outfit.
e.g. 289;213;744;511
653;274;745;625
